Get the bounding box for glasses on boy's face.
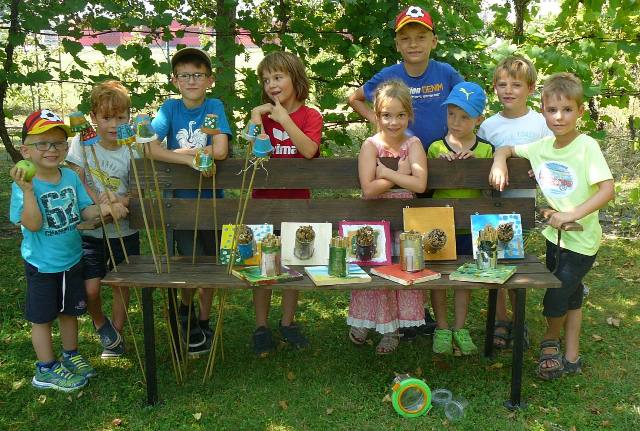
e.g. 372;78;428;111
27;141;69;152
174;73;210;82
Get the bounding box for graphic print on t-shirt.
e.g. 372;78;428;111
272;127;298;156
176;120;207;149
408;82;444;100
39;186;81;236
536;161;577;198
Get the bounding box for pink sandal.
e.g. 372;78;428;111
349;326;369;345
376;332;399;355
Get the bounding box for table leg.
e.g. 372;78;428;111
142;287;158;405
167;288;183;362
484;289;498;358
505;288;528;410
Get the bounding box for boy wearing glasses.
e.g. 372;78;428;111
148;48;231;356
10;110;127;392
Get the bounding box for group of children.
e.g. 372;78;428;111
10;5;613;392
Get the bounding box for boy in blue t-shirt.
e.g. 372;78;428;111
348;5;464;151
149;47;231;356
10;110;127;392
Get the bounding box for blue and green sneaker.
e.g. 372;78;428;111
32;362;87;392
61;353;97;379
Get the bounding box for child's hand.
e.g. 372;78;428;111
102;202;129;221
439;152;458;162
397;155;411;175
375;159;389;179
98;190;118;205
251;104;272;124
9;166;34;193
547;210;576;229
456;150;475;160
267;97;290;125
488;161;509;191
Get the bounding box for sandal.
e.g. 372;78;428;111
562;356;583;376
537;339;564;380
252;326;275;358
349;326;369;345
493;320;512;349
376;332;399;355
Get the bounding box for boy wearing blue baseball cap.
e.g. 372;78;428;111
426;81;494;356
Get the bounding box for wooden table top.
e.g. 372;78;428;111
102;255;560;291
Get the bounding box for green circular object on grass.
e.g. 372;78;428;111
15;160;36;182
391;377;432;418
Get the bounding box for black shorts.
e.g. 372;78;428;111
83;232;140;280
543;240;597;317
174;230;216;256
25;260;87;324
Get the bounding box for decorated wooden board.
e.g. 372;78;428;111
338;220;392;266
403;207;457;260
471;213;525;259
281;222;332;266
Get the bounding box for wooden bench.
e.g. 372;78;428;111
102;156;561;409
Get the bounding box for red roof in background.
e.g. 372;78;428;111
76;21;257;49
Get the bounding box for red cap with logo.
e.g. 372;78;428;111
395;6;434;32
21;109;74;143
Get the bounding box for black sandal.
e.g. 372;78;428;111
562;356;583;376
493;320;512;349
537;339;564;380
253;326;275;358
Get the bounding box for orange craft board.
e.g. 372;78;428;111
403;207;457;261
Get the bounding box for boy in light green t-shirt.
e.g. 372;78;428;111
489;73;614;380
427;81;494;356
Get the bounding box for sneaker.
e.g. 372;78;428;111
433;328;453;355
452;328;478;355
279;321;310;349
253;326;275;358
179;305;206;348
188;330;212;358
61;352;97;378
101;338;125;359
399;326;418;342
32;362;87;392
95;317;123;351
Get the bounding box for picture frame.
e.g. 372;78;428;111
338;220;392;266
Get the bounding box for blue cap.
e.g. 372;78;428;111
442;82;487;118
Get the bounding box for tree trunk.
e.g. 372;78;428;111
214;0;237;132
512;0;529;45
0;0;23;162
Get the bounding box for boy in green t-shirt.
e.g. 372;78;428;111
489;73;614;380
427;81;493;356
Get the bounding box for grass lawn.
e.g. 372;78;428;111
0;157;638;431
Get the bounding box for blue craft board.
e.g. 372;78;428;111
471;213;524;259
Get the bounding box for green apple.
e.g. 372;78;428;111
15;159;36;182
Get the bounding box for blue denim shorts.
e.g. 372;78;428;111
543;240;597;317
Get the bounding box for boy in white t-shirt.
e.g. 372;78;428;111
478;56;553;349
489;73;614;380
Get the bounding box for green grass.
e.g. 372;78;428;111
1;158;639;430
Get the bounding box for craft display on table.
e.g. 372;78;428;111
260;234;281;277
338;221;392;266
201;113;221;135
399;231;425;272
470;213;524;259
448;262;517;285
236;225;255;260
304;263;371;286
68;111;99;146
281;222;331;266
403;207;457;260
475;225;498;270
220;224;274;265
371;264;440;286
390;374;432;418
328;236;349;277
232;265;303;287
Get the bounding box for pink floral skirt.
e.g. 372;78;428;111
347;289;425;334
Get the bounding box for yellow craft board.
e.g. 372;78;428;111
403;207;457;261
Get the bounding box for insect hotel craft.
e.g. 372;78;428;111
220;224;274;265
281;222;331;266
403;207;457;260
338;221;392;266
470;213;524;259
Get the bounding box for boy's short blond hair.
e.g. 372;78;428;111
90;80;131;117
493;56;537;87
542;73;584;105
257;51;310;103
373;80;415;122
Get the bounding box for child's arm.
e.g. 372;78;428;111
146;140;196;166
374;143;427;194
67;161;102;204
488;146;517;191
547;179;615;229
348;87;377;125
359;140;394;197
210;133;229;160
266;98;319;159
81;202;128;222
10;166;42;231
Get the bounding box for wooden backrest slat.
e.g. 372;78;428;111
131;158;535;190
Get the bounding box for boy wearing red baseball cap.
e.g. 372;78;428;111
348;5;464;152
10;110;127;391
